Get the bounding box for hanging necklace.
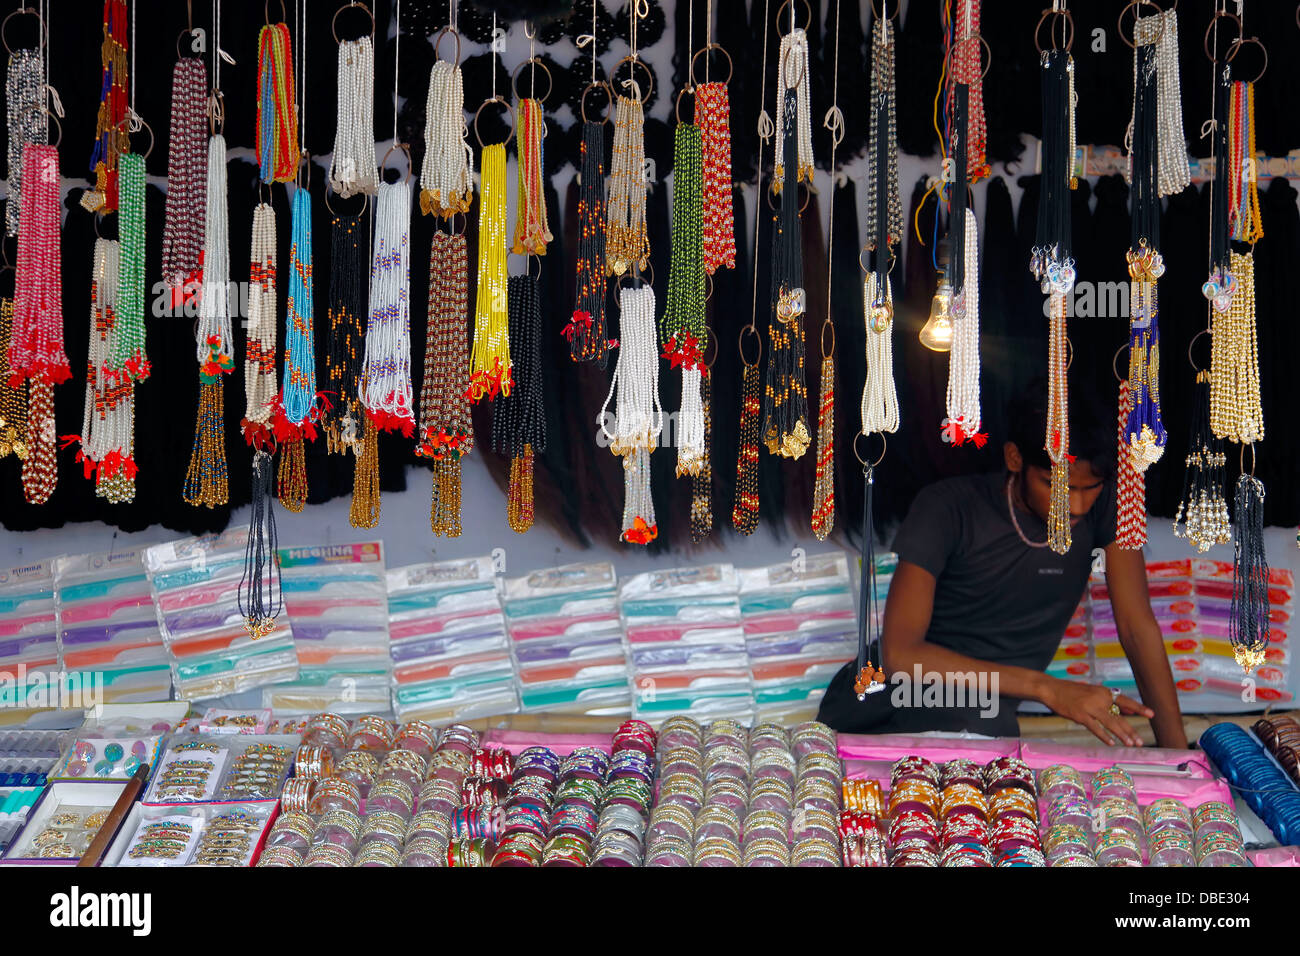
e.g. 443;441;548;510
1129;7;1189;198
160;56;208;306
694;19;736;275
690;353;714;542
256;16;296;183
419;228;474;536
84;0;128;213
1171;371;1228;551
945;0;988;183
183;132;235;509
328;33;379;198
605;91;649;275
1116;375;1147;550
512;58;552;257
0;296;27;460
324;206;366;456
361;177;415;434
761;88;810;461
662;121;706;478
71;238;123;498
568;99;610;364
12;141;68;505
420;46;473;217
1231;466;1270;673
494;273;545;533
599;281;662;544
773;26;813;188
469;142;512;402
6;42;47;238
277;176;319;514
243;201;278;445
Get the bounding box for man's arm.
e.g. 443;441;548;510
883;559;1149;746
1102;544;1189;748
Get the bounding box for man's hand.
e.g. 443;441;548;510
1042;679;1152;747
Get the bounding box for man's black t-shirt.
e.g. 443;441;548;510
818;470;1117;737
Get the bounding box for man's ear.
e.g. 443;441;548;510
1004;441;1023;473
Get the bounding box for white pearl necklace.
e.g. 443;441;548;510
245;202;278;424
81;238;130;474
860;272;899;435
598;283;662;454
676;364;705;477
362;179;414;424
420;60;473;215
775;28;814;185
946;210;982;438
197;134;232;361
1131;9;1189;198
328;37;380;198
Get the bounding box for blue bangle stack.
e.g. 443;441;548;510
1199;722;1300;846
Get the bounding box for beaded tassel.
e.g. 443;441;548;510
419;231;474;535
256;20;297;183
0;299;27;460
420;59;473;217
183;373;230;508
1172;372;1228;552
84;0;129;213
689;371;713;542
512;97;552;256
662;123;706;477
1230;473;1270;674
277;435;307;513
1209;250;1263;445
361;179;415;433
239;450;283;639
1045;298;1070;555
468;144;512;402
732;362;761;535
599;283;661;544
605;94;650;275
762;89;810;460
694;82;735;274
811;354;835;540
243;203;278;445
5;47;47;237
328;37;379;198
115;153;148;380
1116;378;1148;550
1227;81;1263;244
324;210;366;455
350;409;381;529
567;121;608;364
22;377;56;504
160;57;208;305
494;275;545;533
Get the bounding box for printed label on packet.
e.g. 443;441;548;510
278;542;384;568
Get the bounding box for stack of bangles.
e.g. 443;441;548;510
449;742;513;866
491;746;560;866
538;746;611;866
646;716;703;866
1039;765;1096;866
790;722;841;867
840;779;886;867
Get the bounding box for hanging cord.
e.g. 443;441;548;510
1230;464;1270;673
238;451;283;639
853;461;887;699
812;0;845;541
733;0;773;536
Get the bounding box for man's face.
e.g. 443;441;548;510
1021;459;1105;527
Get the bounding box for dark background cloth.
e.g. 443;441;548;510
3;0;1299;544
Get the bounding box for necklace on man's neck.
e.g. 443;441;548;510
1006;473;1049;549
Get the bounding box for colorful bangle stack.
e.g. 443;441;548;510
1193;801;1247;867
1039;764;1095;866
1145;799;1195;867
347;715;398;753
302;713;351;751
265;811;314;859
395;720;440;759
337;749;381;798
790;721;841;867
295;745;335;781
984;757;1043;867
1088;767;1143;867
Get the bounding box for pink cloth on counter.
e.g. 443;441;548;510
1248;846;1300;867
836;732;1018;764
1018;738;1210;776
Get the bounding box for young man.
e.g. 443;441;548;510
819;380;1188;748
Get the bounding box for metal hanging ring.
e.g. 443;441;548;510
779;41;807;90
859;244;896;276
323;187;368;220
1187;327;1210;373
444;210;466;236
944;33;993;82
1034;9;1075;54
766;180;811;214
738;324;763;368
613;55;654;103
1117;0;1165;51
177;27;201;60
820;319;835;360
1065;335;1074;372
526;254;542;281
295;150;313;191
1227;36;1267;84
25;104;60;150
1203;11;1242;63
266;0;287;26
208;89;226;137
92;211;106;240
332;1;375;43
580;80;614;125
853;430;887;469
433;26;462;65
689;43;733;88
870;0;901;21
473;96;515;149
774;0;812;35
1240;441;1255;478
511;56;553;105
675;86;695;125
1112;343;1130;382
705;272;714;302
379;142;413;185
2;5;43;58
258;181;274;208
702;325;718;370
